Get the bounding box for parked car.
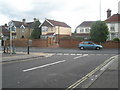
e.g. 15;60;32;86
78;41;103;50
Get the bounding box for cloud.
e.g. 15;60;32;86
0;0;63;21
0;0;119;32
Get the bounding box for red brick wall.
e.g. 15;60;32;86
5;39;48;47
32;39;48;47
59;40;120;48
5;39;120;48
59;39;79;48
96;41;120;48
5;39;27;47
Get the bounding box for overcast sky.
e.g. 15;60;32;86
0;0;119;32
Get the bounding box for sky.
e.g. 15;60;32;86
0;0;119;32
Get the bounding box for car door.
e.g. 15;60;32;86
83;42;89;49
88;42;95;49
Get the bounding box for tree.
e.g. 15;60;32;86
31;20;41;39
90;21;109;42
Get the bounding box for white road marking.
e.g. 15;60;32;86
23;60;66;72
73;55;83;59
83;54;88;56
64;54;69;55
76;54;82;55
73;54;88;59
57;53;63;55
70;54;76;55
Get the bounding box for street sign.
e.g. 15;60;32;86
28;40;32;46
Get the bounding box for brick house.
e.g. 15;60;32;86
0;24;16;40
8;18;37;39
39;19;71;44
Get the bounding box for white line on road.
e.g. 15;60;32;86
57;53;63;55
23;60;66;72
73;54;88;59
64;53;69;55
70;54;76;55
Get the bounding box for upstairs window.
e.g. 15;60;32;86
85;28;89;32
42;26;48;32
80;29;84;33
110;24;115;32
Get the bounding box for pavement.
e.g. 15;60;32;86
88;55;119;88
0;50;119;89
1;52;53;63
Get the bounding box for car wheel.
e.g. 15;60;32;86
96;47;100;50
80;46;84;50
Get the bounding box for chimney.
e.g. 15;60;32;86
33;18;39;22
107;9;111;18
4;24;7;27
22;19;26;24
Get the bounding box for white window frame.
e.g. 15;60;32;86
42;26;48;32
110;24;115;32
80;29;84;33
85;28;89;33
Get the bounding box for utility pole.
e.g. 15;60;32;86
99;0;101;20
8;21;14;55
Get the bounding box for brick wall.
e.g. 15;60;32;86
4;39;120;48
32;39;48;47
59;39;79;48
5;39;27;47
5;39;48;47
97;41;120;48
59;39;120;48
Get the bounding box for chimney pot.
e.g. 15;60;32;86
22;19;26;23
107;9;111;18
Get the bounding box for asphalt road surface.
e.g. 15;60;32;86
2;48;117;88
13;47;119;54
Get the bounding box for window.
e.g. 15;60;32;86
85;28;89;32
42;26;48;32
80;29;84;33
110;24;115;32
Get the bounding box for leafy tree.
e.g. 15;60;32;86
90;21;109;42
31;20;41;39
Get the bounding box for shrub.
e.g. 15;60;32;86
60;36;84;41
112;38;120;42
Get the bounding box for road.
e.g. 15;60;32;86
2;48;118;88
12;47;119;54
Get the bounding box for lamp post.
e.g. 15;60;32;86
57;26;59;45
8;21;14;55
1;35;6;53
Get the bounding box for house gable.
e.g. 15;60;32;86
41;20;54;27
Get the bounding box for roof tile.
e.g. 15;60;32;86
47;19;71;28
105;13;120;23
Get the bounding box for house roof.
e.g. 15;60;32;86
77;21;95;28
105;13;120;23
11;20;34;28
46;19;71;28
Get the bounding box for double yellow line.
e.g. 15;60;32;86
66;55;118;90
